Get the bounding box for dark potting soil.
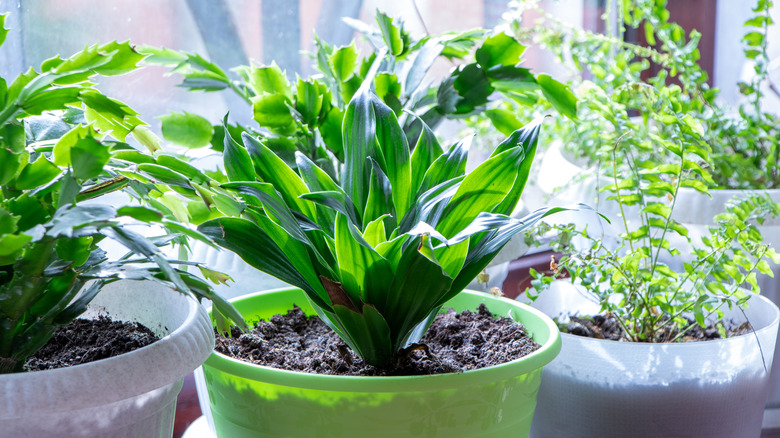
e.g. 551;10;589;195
25;316;159;371
563;314;753;342
215;304;541;376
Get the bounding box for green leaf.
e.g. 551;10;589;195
341;87;377;212
93;41;146;76
331;44;359;82
252;94;294;131
80;90;144;142
644;21;656;45
136;45;188;65
642;203;672;219
485;108;524;136
137;163;193;189
48;204;117;238
55;236;93;266
409;117;444;196
199;217;327;303
222;182;310;244
371;93;411;220
434;239;469;279
295;79;325;126
438;147;525;238
20;87;81;116
450;206;572;295
404;40;443;97
112;149;156;165
418;135;470;195
0;14;8;47
52;127;111;180
331;303;393;367
440;29;485;59
335;213;394;306
680;179;709;193
363;158;395;230
442;64;493;114
245;63;292;98
242;133;317;220
493;119;543;216
475;33;526;69
382;235;453;347
156;155;211;186
14;155;61;190
375;73;402;113
159;111;214;148
742;31;765;47
757;259;773;276
299;190;361;228
222;116;255;182
0;208;19;235
536;74;577;119
0;234;31;256
320;107;344;160
131;126;162;153
117;206;163;223
376;11;404;56
363;215;388;248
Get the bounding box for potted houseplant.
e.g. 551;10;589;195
523;130;780;436
0;20;242;437
503;0;780;412
139;11;577;303
183;78;573;437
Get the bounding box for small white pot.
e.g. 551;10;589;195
528;281;780;438
0;280;214;438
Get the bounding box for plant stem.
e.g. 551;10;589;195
611;137;634;254
649;147;684;277
0;103;21;127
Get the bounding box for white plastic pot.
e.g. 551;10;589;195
528;281;780;438
670;188;780;407
0;280;214;438
532;143;780;410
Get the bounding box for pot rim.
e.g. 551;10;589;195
0;280;214;417
205;288;561;392
539;281;780;350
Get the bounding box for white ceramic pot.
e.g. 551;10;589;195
528;281;780;438
0;280;215;438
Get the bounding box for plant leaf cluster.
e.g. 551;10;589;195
0;22;242;374
526;149;780;342
195;82;567;367
506;0;779;189
140;10;577;180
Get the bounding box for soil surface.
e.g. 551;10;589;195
562;314;753;342
215;304;541;376
25;316;159;371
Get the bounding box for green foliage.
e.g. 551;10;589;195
196;85;565;367
158;111;214;148
506;0;779;189
526;140;780;342
0;23;242;373
139;10;576;180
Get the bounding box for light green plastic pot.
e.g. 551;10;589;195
203;288;561;438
